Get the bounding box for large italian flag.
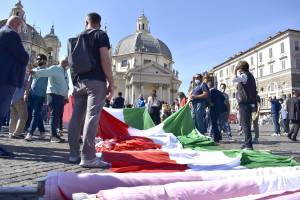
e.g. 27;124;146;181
76;101;298;172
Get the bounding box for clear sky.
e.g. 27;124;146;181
1;0;300;93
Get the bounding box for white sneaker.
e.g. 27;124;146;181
24;133;33;141
79;158;111;168
271;133;277;136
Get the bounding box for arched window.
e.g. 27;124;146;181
142;24;145;30
139;24;140;30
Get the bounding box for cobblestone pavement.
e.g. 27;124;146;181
0;124;299;187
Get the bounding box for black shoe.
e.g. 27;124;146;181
292;138;298;142
287;134;293;141
50;135;65;143
240;144;253;150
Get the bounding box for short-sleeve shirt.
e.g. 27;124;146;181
191;82;209;104
77;30;110;82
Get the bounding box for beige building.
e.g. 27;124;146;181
112;12;181;105
0;1;61;66
212;29;300;113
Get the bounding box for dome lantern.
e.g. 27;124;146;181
136;10;150;34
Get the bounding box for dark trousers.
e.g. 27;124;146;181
47;94;64;137
272;113;280;134
28;94;45;135
288;120;300;140
0;85;15;129
210;111;221;142
239;104;253;148
150;106;160;125
282;119;290;133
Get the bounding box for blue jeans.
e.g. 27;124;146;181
192;102;206;134
47;94;64;137
28;94;45;135
272;113;280;134
0;85;15;129
218;112;232;137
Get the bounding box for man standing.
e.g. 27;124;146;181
0;16;29;158
189;74;209;134
68;13;113;168
112;92;125;108
25;54;48;141
147;89;161;125
135;94;146;108
252;94;261;144
29;59;69;143
233;61;257;150
286;91;300;141
207;82;226;143
269;96;282;136
219;83;232;139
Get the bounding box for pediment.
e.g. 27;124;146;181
131;62;172;75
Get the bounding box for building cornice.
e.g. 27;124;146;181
213;29;300;71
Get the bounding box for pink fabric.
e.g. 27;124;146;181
43;171;203;200
96;179;260;200
43;167;300;200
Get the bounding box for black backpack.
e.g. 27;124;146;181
236;82;248;103
68;29;98;75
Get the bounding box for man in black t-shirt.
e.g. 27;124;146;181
68;13;113;168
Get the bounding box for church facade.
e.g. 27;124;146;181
0;1;61;67
112;13;181;105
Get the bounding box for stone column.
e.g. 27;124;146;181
131;83;135;104
125;85;129;104
159;84;163;101
167;85;171;104
141;83;144;96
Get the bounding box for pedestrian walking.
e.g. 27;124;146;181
286;91;300;141
147;89;161;125
218;83;232;139
269;96;282;136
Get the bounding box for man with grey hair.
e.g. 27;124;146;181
0;16;29;158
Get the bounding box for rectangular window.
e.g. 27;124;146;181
269;48;273;58
259;68;263;77
164;63;168;68
121;60;128;67
259;52;263;62
226;68;229;76
144;59;151;64
281;42;285;53
270;64;274;73
220;70;223;78
296;59;300;69
295;41;299;51
282;60;286;70
231;65;234;73
251;56;254;66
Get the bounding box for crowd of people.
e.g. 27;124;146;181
0;12;299;166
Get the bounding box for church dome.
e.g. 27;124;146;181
114;13;172;61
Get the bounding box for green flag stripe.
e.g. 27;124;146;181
123;108;155;130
